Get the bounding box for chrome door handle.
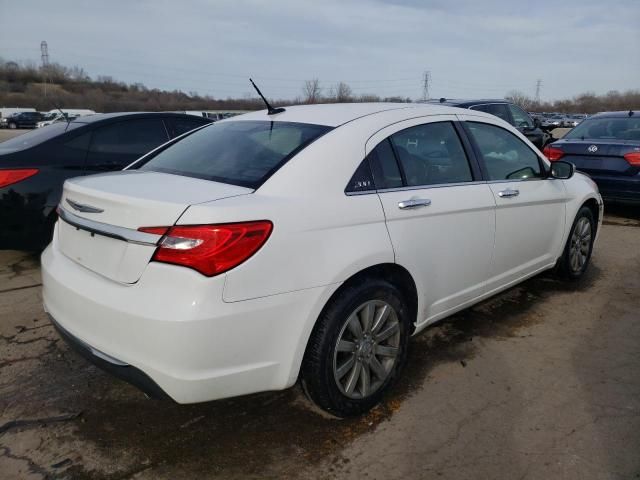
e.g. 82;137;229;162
498;188;520;198
398;198;431;209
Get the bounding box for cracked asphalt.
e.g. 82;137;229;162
1;204;639;479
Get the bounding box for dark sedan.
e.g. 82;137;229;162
0;112;212;249
544;111;640;204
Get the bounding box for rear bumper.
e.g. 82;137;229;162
42;232;338;403
50;314;171;400
589;174;640;203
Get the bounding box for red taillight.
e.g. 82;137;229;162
0;168;39;188
543;145;564;161
624;152;640;167
139;221;273;276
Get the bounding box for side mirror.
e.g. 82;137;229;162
550;160;575;179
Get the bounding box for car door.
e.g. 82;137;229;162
460;115;567;289
368;116;496;324
84;118;170;172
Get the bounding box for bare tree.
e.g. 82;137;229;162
505;90;533;110
330;82;353;103
302;79;322;104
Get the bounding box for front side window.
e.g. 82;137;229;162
470;103;511;124
138;121;332;188
508;105;534;129
467;122;542;181
389;122;473;186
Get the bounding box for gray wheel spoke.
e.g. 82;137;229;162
345;359;362;395
369;356;387;380
347;313;363;339
359;362;371;397
337;340;356;353
371;304;390;334
359;303;374;333
336;355;356;379
374;344;398;357
375;322;399;343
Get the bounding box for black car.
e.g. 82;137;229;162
544;111;640;204
0;112;212;249
3;111;44;129
426;99;551;149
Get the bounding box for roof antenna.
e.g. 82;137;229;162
250;78;285;115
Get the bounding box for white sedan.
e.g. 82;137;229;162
42;103;602;417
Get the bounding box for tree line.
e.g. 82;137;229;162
1;59;638;114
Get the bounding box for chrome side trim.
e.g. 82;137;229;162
57;207;162;246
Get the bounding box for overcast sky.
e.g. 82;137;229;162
1;0;638;101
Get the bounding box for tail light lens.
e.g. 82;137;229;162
139;221;273;276
0;168;39;188
543;145;564;161
624;152;640;167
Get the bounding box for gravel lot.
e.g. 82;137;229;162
1;206;639;479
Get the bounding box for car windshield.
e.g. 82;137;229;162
564;117;640;141
137;120;332;188
0;122;81;153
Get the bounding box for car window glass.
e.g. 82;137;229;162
0;122;81;154
345;159;375;193
89;119;168;156
138;121;331;188
564;117;640;141
367;139;403;189
167;117;208;138
389;122;473;186
470;104;511;124
508;105;534;128
467;122;542;181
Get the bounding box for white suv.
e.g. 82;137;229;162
42;103;602;416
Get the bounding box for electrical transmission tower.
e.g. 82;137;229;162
41;41;49;97
422;71;431;101
535;79;542;104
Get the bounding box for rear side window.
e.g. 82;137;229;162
368;139;403;190
470;104;511;124
389;122;473;186
138;121;332;188
467;122;542;181
89;119;169;156
166;117;208;138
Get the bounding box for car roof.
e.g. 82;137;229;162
227;102;471;127
69;111;211;125
588;111;640;119
423;98;509;107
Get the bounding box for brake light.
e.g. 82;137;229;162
139;221;273;276
0;168;38;188
624;152;640;167
543;145;564;161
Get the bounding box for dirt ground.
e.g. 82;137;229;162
0;204;639;479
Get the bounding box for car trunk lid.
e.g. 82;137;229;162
554;139;640;177
57;170;252;283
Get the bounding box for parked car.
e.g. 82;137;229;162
427;99;551;149
564;114;587;128
42;103;602;416
541;114;565;129
0;107;37;128
37;110;95;128
2;111;43;129
544;111;640;203
0;112;212;249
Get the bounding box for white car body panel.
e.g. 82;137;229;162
41;103;603;404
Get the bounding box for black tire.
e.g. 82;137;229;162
301;277;411;417
557;206;595;279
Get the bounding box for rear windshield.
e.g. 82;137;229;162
137;120;332;188
0;122;82;154
565;117;640;141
